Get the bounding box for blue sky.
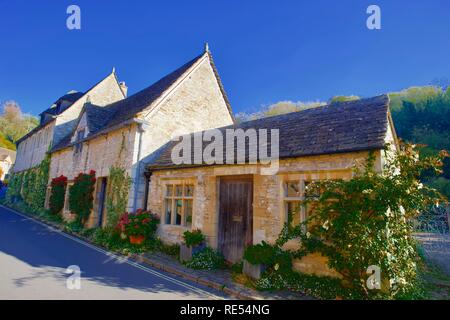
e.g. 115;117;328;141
0;0;449;116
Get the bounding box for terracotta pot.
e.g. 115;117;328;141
129;235;145;245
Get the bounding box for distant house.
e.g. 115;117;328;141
0;147;16;180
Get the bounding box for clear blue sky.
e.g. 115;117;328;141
1;0;449;116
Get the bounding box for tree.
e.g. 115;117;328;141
0;100;38;146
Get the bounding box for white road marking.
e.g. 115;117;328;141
0;206;225;300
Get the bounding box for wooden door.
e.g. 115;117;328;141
218;176;253;263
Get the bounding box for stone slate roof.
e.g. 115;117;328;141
147;95;391;170
51;53;210;152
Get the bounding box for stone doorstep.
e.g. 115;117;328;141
1;204;310;300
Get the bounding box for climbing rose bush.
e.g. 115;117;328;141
69;170;96;224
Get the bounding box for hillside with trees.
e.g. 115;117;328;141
0;101;39;150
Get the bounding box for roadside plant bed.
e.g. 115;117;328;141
49;175;67;215
69;170;96;225
180;229;206;262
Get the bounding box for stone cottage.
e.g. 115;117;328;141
47;47;234;227
145;95;398;273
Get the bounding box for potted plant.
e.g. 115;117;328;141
117;209;159;245
242;241;272;280
180;229;206;262
243;241;292;280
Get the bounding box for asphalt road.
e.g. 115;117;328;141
0;205;226;300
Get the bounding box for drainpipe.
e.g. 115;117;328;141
132;119;149;212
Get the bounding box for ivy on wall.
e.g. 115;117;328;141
49;175;67;215
105;166;131;229
69;170;96;225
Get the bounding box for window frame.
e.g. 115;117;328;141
74;129;85;154
163;182;194;228
283;179;321;229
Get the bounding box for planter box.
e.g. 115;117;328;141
180;243;206;263
243;260;266;280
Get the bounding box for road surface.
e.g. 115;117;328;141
0;205;226;300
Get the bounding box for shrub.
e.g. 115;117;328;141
183;229;205;247
49;175;67;215
185;247;226;270
69;170;96;224
244;241;292;273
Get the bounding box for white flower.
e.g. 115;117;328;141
322;220;330;230
362;189;373;194
306;232;311;238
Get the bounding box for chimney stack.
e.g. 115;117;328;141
119;81;128;97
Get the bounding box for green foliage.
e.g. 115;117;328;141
244;241;292;273
157;241;180;258
183;229;205;247
105;166;131;228
185;247;226;270
388;86;450;199
6;172;23;202
5;156;49;212
231;261;243;274
49;175;67;215
69;170;96;224
64;220;85;234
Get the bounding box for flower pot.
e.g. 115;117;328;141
180;243;206;262
243;260;266;280
129;235;145;245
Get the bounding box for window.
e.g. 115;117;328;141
164;183;194;227
74;129;85;154
283;180;321;229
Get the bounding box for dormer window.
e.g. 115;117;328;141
74;128;85;154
